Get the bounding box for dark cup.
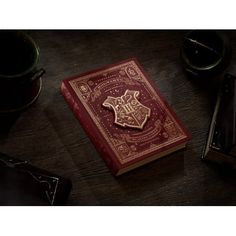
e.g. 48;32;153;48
181;30;231;79
0;31;45;113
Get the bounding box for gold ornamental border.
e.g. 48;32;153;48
69;60;188;165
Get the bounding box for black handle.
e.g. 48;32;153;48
30;68;46;83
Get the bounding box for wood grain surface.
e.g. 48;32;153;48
1;30;236;205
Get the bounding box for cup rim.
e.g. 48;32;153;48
181;30;226;71
0;31;40;79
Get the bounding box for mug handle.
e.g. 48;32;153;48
30;68;46;83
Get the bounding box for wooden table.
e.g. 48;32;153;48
1;30;236;205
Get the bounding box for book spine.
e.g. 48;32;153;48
60;82;120;175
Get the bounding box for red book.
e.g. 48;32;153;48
61;59;191;175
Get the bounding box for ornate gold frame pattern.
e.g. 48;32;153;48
69;60;187;164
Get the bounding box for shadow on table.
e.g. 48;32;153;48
44;92;185;205
0;113;21;138
113;150;185;205
202;161;236;206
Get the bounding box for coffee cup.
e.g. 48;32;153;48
181;30;231;79
0;31;45;113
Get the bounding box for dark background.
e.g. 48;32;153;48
1;30;236;205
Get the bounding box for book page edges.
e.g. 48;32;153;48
116;142;186;176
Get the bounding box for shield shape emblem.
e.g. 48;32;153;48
102;90;151;129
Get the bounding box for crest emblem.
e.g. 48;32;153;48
102;90;151;129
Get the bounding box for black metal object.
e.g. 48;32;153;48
202;74;236;169
211;74;236;155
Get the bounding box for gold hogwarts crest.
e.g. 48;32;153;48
102;90;151;130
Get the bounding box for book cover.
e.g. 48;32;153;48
0;152;72;205
61;59;191;175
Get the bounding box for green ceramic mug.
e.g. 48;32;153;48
0;31;45;113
